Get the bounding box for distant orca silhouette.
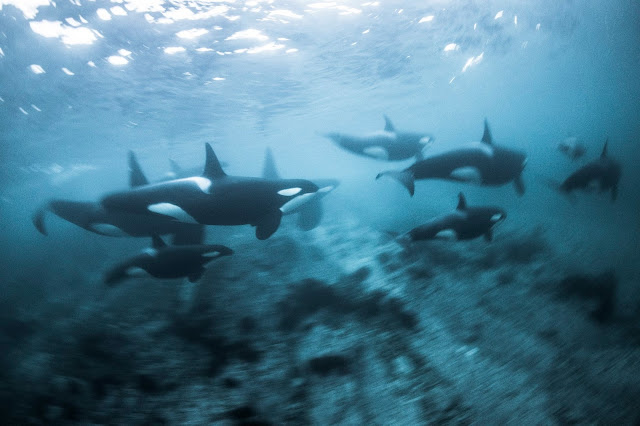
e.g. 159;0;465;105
376;119;527;196
104;235;232;285
101;144;320;240
323;115;434;161
390;192;507;243
32;153;204;244
557;136;587;161
261;147;339;231
557;140;621;201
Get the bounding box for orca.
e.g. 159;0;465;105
104;235;232;285
32;199;204;242
376;119;527;196
392;193;507;243
323;115;434;161
557;140;621;201
261;147;339;230
101;144;320;240
32;151;204;245
32;154;205;244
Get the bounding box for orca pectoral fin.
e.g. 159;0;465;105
172;225;206;245
484;229;493;242
611;185;618;202
256;210;282;240
376;170;415;196
297;197;323;231
33;207;48;235
188;267;205;283
514;175;525;196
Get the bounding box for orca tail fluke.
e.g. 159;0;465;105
33;207;48;236
376;170;415;196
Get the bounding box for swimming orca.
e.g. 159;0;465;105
261;147;339;230
32;152;205;244
558;140;621;201
32;199;203;241
323;115;434;161
104;235;232;285
392;193;507;243
376;119;527;196
101;144;320;240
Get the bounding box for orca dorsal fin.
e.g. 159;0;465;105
456;192;467;210
128;151;149;188
383;115;395;132
601;139;609;158
262;147;281;179
481;119;493;145
151;234;167;249
203;143;227;179
169;159;183;175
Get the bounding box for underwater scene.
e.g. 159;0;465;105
1;0;639;423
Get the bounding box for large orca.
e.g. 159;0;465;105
32;200;204;242
557;140;621;201
261;147;339;230
101;144;320;240
376;119;527;196
393;193;507;243
104;235;232;285
32;153;205;244
323;115;434;161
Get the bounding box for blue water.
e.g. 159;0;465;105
1;1;639;423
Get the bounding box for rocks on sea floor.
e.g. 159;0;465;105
2;217;640;424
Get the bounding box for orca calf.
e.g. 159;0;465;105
393;193;506;243
323;115;434;161
376;119;527;196
104;235;232;285
261;147;339;230
558;140;621;201
101;144;320;240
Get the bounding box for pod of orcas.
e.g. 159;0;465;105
33;117;622;285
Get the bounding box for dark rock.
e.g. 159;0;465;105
307;354;351;376
382;298;419;330
278;278;418;332
227;405;257;420
239;316;257;333
62;401;78;421
91;375;121;400
223;377;241;388
558;270;617;322
136;374;161;394
228;341;262;363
